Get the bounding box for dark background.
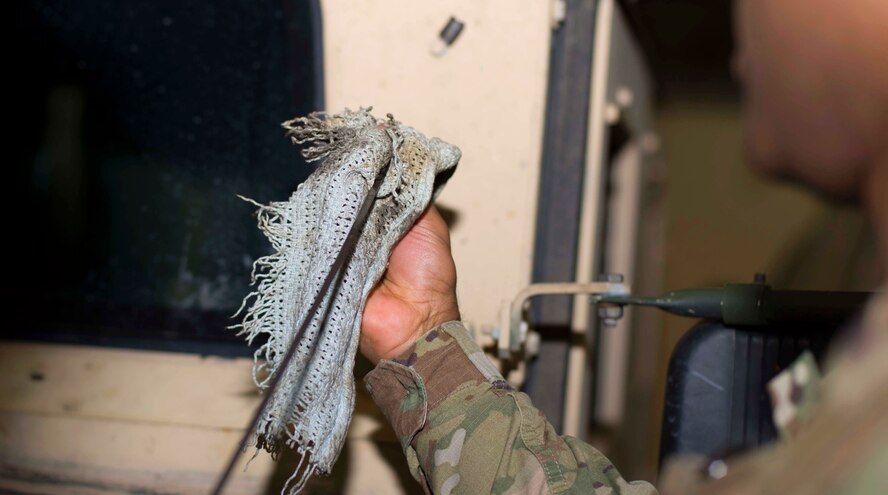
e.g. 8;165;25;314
628;0;737;101
10;0;321;354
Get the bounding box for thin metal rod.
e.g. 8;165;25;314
498;281;629;358
211;159;391;495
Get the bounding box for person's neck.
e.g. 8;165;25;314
865;149;888;285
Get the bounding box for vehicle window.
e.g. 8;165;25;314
10;0;321;355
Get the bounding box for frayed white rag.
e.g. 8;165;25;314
233;109;460;492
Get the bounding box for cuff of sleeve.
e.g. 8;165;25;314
364;320;510;448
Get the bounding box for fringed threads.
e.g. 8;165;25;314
282;108;377;162
280;452;312;495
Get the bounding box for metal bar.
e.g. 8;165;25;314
499;281;629;358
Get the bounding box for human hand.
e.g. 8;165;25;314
360;205;460;364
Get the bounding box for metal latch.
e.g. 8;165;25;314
496;277;630;359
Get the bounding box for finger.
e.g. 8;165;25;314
412;204;450;245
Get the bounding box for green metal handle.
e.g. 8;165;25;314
597;283;871;327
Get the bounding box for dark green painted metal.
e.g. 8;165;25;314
597;284;872;327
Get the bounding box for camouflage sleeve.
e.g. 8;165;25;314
364;320;659;495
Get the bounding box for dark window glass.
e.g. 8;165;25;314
10;0;321;355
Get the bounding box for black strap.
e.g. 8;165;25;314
212;159;392;495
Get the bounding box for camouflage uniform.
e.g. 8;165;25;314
365;320;657;494
365;291;888;495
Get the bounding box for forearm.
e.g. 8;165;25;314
364;321;658;494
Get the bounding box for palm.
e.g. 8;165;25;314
360;206;459;363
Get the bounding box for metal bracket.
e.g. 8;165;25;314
497;280;630;359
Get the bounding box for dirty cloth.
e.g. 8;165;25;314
234;109;460;492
